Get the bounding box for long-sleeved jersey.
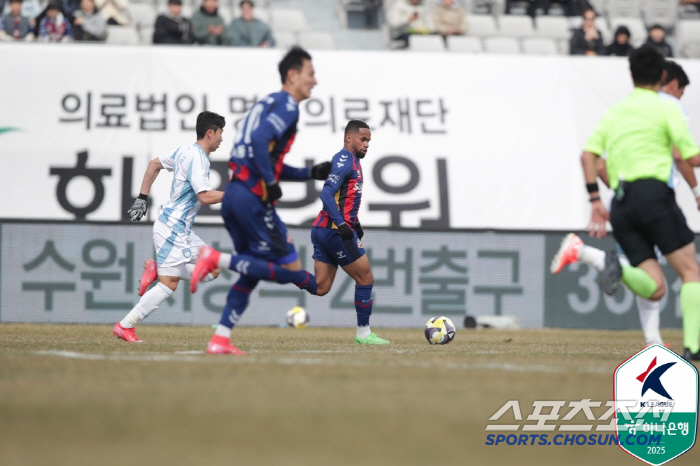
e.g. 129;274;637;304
228;91;309;200
312;148;363;230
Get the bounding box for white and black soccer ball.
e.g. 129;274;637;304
424;316;456;345
286;306;309;328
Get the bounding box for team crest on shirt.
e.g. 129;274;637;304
183;248;191;258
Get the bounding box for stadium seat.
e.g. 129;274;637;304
609;17;647;47
595;17;612;43
408;34;445;52
298;31;336;50
557;38;570;54
254;8;270;23
274;30;298;49
641;0;678;30
606;0;642;17
483;36;520;54
677;19;700;58
535;16;570;40
105;26;140;45
128;4;156;29
587;0;607;15
140;25;154;44
497;15;536;38
218;6;232;24
521;37;558;55
466;14;498;37
270;8;309;33
446;35;483;53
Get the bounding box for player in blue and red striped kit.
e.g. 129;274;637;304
311;120;389;345
190;47;331;355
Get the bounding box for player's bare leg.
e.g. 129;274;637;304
313;260;338;296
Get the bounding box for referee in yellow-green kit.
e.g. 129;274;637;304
582;45;700;361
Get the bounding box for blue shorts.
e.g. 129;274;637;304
311;227;365;268
221;181;298;264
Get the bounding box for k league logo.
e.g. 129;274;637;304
614;345;698;466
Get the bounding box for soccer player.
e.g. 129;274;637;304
552;60;697;348
113;111;226;343
189;46;330;355
553;46;700;361
310;120;389;345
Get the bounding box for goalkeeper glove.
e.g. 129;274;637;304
355;221;364;240
337;223;354;241
128;195;148;222
310;162;332;180
265;181;283;202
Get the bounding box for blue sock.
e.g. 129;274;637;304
229;254;317;295
355;284;373;327
219;275;258;329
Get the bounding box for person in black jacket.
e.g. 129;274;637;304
153;0;193;44
646;24;673;58
605;25;633;57
569;7;604;55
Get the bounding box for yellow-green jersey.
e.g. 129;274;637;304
584;87;700;190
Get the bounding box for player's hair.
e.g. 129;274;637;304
344;120;369;136
629;45;665;86
278;46;312;84
239;0;253;7
196;111;226;139
582;7;596;17
664;60;690;89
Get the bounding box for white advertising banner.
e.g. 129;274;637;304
1;44;700;230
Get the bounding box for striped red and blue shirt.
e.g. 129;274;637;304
313;148;363;230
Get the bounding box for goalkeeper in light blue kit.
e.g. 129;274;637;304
311;120;389;345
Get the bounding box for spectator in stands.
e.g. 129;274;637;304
38;0;71;41
2;0;42;20
604;25;632;57
226;0;274;47
191;0;225;45
508;0;582;18
94;0;129;26
61;0;82;21
72;0;104;40
0;0;35;40
646;24;673;57
387;0;431;49
432;0;467;38
569;7;604;55
154;0;192;44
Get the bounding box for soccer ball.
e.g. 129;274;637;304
424;316;456;345
286;306;309;328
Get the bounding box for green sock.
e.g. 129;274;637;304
621;265;657;299
680;283;700;353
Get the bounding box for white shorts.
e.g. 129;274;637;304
153;220;206;273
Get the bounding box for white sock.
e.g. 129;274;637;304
578;245;606;272
637;295;663;345
184;263;216;282
120;283;172;328
357;325;371;339
214;324;231;338
218;252;232;270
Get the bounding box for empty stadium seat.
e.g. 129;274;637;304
535;16;570;40
642;0;678;29
274;30;298;49
498;15;536;38
298;31;336;50
105;26;140;45
139;25;154;45
270;8;308;33
483;36;520;54
677;19;700;57
408;34;445;52
129;4;156;29
446;35;483;53
217;6;232;24
606;0;642;17
521;37;558;55
466;14;498;37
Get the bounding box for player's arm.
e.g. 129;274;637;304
667;104;700;166
280;162;332;181
582;115;610;238
672;146;700;210
127;158;164;222
196;190;224;205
